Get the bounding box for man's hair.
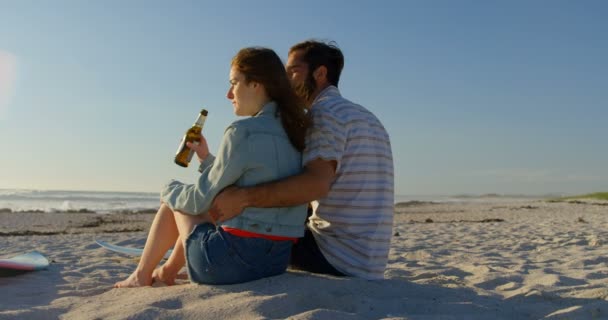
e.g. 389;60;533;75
289;40;344;87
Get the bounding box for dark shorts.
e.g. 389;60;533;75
289;229;345;277
185;223;293;285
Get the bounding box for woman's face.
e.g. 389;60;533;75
227;67;263;116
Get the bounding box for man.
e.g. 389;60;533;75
211;40;394;280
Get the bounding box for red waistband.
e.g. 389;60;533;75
221;226;298;243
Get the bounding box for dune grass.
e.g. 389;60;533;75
548;192;608;202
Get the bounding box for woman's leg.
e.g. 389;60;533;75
153;210;213;285
114;204;179;288
151;236;185;285
173;210;213;242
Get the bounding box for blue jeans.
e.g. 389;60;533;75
185;223;293;285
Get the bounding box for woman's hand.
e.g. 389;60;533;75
186;135;210;163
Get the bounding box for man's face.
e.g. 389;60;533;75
286;50;316;104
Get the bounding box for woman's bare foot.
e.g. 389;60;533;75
114;269;152;288
152;266;178;286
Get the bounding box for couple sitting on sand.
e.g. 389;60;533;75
115;40;394;288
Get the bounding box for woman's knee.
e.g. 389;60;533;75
173;210;211;236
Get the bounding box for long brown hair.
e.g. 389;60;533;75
231;47;311;151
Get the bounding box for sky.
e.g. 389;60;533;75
0;1;607;196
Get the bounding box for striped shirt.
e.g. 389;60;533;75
304;86;394;280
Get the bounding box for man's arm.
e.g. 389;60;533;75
210;158;336;223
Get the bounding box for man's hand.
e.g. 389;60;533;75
208;158;336;223
210;186;248;223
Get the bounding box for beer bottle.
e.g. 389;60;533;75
174;109;208;167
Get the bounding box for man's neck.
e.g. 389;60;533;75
305;83;332;110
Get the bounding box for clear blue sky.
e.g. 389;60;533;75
1;1;606;196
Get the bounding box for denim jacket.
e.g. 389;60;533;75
161;102;307;238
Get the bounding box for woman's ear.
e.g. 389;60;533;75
250;81;266;96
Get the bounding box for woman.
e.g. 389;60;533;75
115;47;311;287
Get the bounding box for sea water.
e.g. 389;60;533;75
0;189;159;214
0;189;548;214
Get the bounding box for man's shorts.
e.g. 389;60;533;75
289;229;345;277
185;223;293;284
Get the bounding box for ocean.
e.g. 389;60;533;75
0;189;549;214
0;189;160;214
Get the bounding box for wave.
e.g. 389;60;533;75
0;189;157;200
0;207;159;214
0;189;160;214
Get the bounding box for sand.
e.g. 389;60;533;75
1;199;608;319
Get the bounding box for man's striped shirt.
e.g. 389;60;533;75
304;86;394;280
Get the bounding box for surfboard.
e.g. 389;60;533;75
96;240;173;259
0;251;49;276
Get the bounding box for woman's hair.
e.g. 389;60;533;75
231;47;311;151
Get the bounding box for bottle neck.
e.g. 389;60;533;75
193;112;207;127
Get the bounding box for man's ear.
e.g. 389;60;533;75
313;66;327;82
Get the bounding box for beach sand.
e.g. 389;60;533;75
1;199;608;319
